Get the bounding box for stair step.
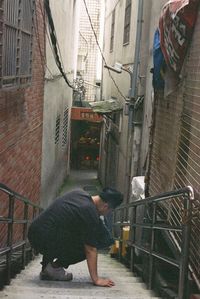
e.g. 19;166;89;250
4;283;152;295
14;275;141;283
1;293;160;299
0;254;160;299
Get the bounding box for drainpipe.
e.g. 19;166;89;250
130;0;144;102
99;1;106;185
126;0;144;202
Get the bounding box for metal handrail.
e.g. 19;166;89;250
113;186;194;299
0;182;43;286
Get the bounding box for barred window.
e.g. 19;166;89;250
0;0;35;88
55;115;60;145
110;9;115;52
62;108;69;147
123;0;131;45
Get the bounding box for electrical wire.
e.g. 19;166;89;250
79;31;89;62
44;0;74;89
38;0;62;79
45;3;65;71
105;0;121;20
82;0;127;102
28;0;54;78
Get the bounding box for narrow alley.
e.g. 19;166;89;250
0;0;200;298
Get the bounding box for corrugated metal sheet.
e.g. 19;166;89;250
149;90;183;195
148;8;200;286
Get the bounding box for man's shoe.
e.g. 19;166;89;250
40;263;73;281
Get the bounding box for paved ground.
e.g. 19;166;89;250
59;170;101;196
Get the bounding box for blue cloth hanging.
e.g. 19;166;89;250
152;29;166;90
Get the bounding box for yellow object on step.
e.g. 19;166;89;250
110;226;130;257
122;226;130;257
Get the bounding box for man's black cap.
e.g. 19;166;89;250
100;187;123;209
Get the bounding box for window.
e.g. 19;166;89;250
0;0;35;88
110;9;115;52
55;115;61;145
62;108;69;147
123;0;131;45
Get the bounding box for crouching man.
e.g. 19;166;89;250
28;188;123;287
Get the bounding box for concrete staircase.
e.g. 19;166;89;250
0;253;160;299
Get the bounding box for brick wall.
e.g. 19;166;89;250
0;0;45;245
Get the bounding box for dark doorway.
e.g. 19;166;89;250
71;120;101;170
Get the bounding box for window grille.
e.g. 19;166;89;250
110;9;115;52
55;115;60;145
123;0;131;45
0;0;35;88
62;108;69;147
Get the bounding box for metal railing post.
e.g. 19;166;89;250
130;206;136;272
22;203;28;269
0;182;43;287
32;206;36;220
119;224;123;262
111;187;194;298
6;195;15;285
178;192;192;299
148;203;156;290
119;207;125;262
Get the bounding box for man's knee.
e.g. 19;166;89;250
57;251;86;268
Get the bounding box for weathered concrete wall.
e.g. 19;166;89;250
40;0;78;207
100;0;148;198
